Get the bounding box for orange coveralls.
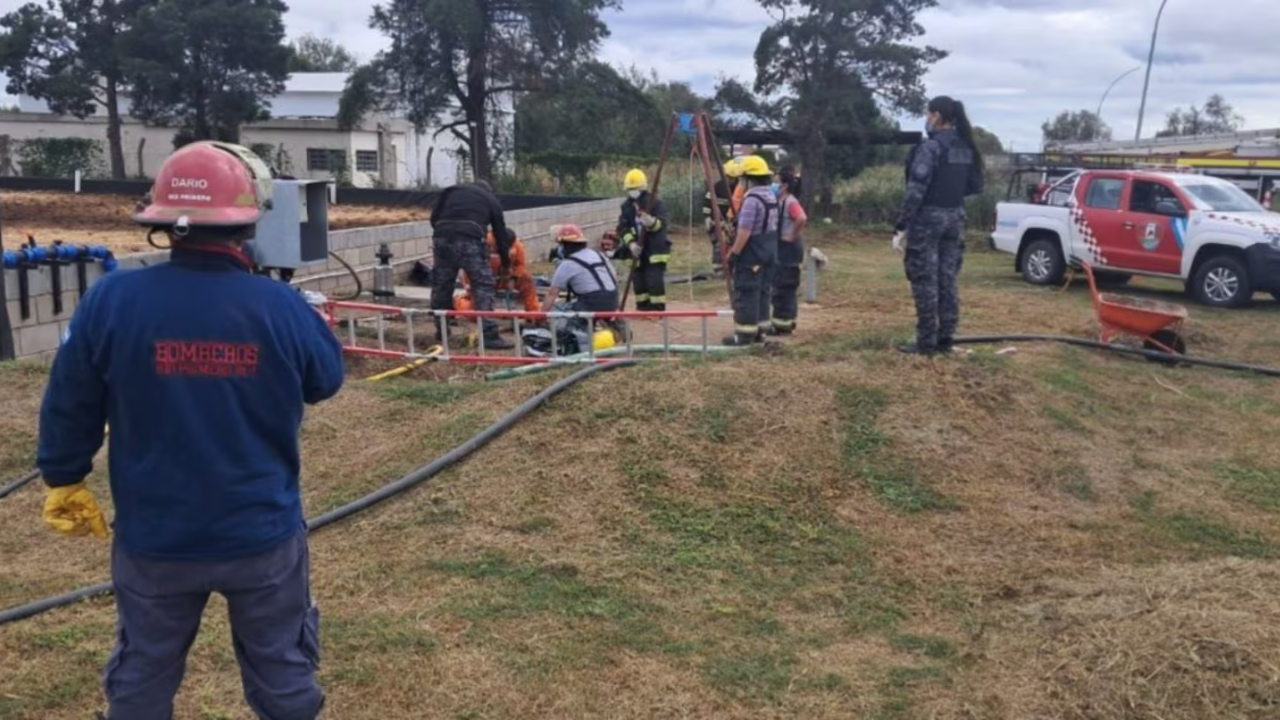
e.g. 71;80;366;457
456;233;539;312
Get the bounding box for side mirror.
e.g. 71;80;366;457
1156;200;1185;217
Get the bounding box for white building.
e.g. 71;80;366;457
0;72;515;189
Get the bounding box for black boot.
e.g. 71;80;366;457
896;343;937;357
937;336;955;354
723;333;758;347
482;321;514;351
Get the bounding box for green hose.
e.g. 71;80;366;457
485;345;743;381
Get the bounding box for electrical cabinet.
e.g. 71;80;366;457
252;180;331;270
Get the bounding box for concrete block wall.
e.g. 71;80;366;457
3;261;108;360
1;198;620;360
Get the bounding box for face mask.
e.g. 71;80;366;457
770;183;782;197
628;190;642;200
924;118;935;135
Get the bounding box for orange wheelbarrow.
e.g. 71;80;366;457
1081;261;1188;358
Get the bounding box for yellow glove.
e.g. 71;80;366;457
43;482;110;540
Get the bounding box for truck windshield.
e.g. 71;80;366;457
1176;181;1265;212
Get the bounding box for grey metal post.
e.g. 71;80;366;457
1134;0;1170;142
804;252;819;304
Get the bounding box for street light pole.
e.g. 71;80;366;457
1134;0;1170;141
1098;66;1142;119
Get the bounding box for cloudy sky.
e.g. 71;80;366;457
6;0;1279;150
280;0;1280;150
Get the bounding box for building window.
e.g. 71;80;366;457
355;150;379;173
306;148;346;172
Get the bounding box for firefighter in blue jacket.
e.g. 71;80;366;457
37;141;345;720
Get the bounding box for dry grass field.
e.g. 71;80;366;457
1;229;1278;719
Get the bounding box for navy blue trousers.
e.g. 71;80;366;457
104;530;323;720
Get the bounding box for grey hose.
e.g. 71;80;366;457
0;360;636;626
953;334;1280;378
0;469;40;500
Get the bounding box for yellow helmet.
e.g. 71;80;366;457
723;159;743;179
624;168;648;191
593;328;617;352
739;155;771;178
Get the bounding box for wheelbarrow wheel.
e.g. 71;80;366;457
1143;329;1187;365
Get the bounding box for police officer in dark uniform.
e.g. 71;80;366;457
429;179;514;349
894;96;985;356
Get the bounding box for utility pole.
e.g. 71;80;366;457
1134;0;1170;141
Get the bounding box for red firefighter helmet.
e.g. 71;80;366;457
556;223;587;243
134;141;274;229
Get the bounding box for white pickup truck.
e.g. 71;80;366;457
990;169;1280;307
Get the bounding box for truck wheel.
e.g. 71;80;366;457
1190;255;1253;308
1022;238;1065;286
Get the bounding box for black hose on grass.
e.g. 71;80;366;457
0;469;40;500
953;334;1280;378
0;360;637;627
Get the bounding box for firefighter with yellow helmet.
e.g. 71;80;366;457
723;154;780;345
616;168;671;311
703;159;742;273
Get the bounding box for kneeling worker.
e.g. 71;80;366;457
457;228;539;313
541;224;619;314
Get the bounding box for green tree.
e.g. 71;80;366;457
0;0;144;178
287;33;358;73
1041;110;1112;145
516;61;659;159
725;0;945;205
123;0;291;144
340;0;618;183
1158;94;1244;137
971;126;1004;156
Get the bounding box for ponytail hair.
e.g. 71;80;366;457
928;95;984;174
779;165;802;198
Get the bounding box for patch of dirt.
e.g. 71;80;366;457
0;190;430;255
